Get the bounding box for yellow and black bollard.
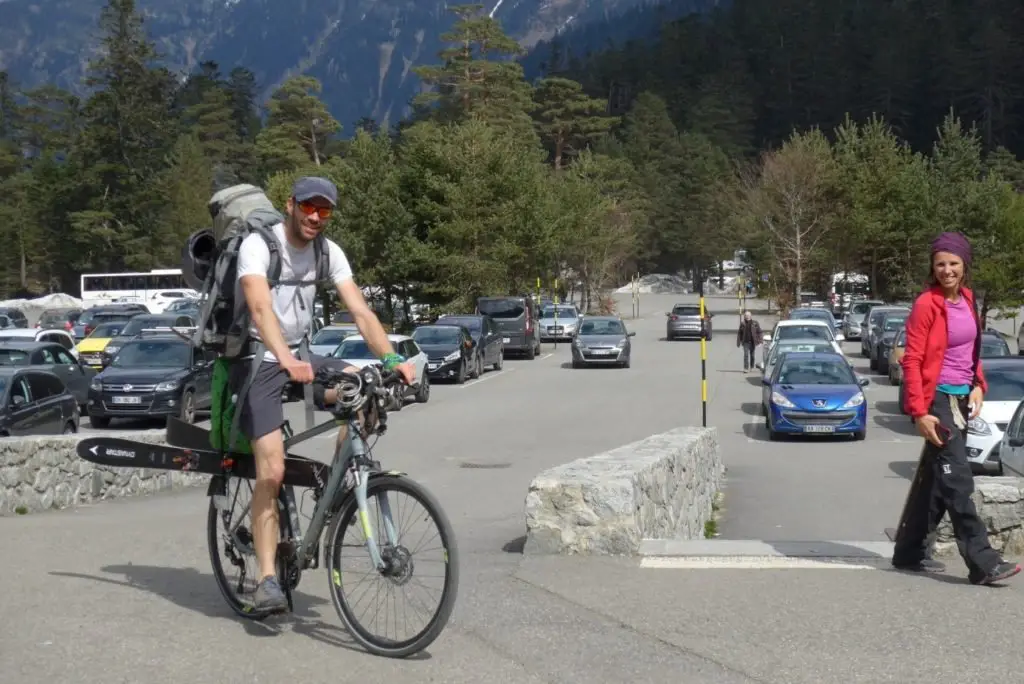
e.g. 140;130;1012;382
698;272;708;428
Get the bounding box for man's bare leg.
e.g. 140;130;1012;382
250;427;288;612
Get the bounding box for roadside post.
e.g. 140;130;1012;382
553;279;559;350
698;271;708;428
631;273;640;318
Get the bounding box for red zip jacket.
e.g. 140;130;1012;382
901;284;987;418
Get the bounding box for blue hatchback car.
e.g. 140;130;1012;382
761;351;870;441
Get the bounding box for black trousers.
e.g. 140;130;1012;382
741;342;756;369
891;391;1001;577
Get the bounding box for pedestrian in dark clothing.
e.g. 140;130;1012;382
892;231;1020;584
736;311;762;372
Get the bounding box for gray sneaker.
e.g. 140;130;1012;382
253;576;289;613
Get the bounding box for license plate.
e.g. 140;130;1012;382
592;349;615;355
111;396;142;405
502;337;510;343
86;356;102;364
428;363;439;370
803;425;834;433
552;327;563;333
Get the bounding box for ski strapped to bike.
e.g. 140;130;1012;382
75;418;332;491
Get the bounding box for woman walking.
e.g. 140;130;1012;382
891;231;1020;584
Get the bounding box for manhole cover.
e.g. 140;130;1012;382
458;462;512;469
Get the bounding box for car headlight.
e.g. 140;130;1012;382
770;391;795;408
90;377;102;390
444;350;461;362
155;380;179;392
841;393;865;408
968;417;991;435
104;345;120;356
574;338;586;348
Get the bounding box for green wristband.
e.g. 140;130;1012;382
381;353;404;370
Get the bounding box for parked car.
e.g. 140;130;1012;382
538;304;581;342
87;333;216;428
72;304;149;339
981;331;1012;358
842;300;885;340
888;328;907;387
0;327;79;358
871;311;910;374
788;307;840;337
861;305;909;358
760;351;870;441
0;307;29;328
476;296;542;359
571;315;635;368
435;313;504;372
333;334;429;406
0;341;95;406
963;357;1024;475
762;319;843;364
308;324;359;356
100;313;196;366
0;367;80;436
413;324;477;382
76;320;132;370
665;303;713;341
36;308;83;332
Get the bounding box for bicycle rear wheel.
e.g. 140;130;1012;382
207;475;296;620
325;474;459;657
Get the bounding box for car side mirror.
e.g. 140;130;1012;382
1009;438;1024;448
762;334;771;343
761;376;771;385
755;362;763;370
835;333;845;342
628;331;636;337
858;376;871;387
11;395;25;407
665;312;671;317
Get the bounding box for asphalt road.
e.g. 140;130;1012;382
3;293;1023;684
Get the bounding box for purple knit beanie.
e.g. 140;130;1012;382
931;231;972;266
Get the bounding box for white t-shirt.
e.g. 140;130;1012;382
235;222;353;362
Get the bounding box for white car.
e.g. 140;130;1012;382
973;358;1024;474
332;333;430;406
762;319;844;364
309;324;358;356
0;328;80;359
148;289;200;313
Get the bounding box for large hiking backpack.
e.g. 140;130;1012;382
182;183;331;359
181;183;333;453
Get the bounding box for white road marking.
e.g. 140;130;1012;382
640;556;883;570
459;366;516;388
539;352;554;360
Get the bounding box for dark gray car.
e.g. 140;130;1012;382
571;316;636;368
0;367;80;436
0;341;95;406
476;296;542;359
861;305;909;358
666;303;713;340
869;310;910;372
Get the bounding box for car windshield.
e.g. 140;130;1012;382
90;322;128;338
440;317;481;332
120;316;174;336
335;340;376;359
39;311;73;326
776;325;832;341
0;349;30;365
883;316;908;332
111;341;191;368
773;342;832;362
791;310;833;324
579;319;626;335
981;366;1024;401
851;302;880;315
982;339;1011;357
413;327;462;345
672;306;701;316
541;307;577;319
777;358;856;385
312;328;356;346
478;299;525;319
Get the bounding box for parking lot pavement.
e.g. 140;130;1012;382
8;294;1024;683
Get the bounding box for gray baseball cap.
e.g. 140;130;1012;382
292;176;338;206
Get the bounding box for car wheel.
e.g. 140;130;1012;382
572;360;583;369
63;421;77;435
415;374;430;403
869;351;878;371
179;389;196;424
456;360;467;384
878;359;888;375
525;343;536;360
494;351;503;371
853;430;866;441
470;355;481;379
476;355;484;377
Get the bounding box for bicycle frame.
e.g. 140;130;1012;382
227;411;400;572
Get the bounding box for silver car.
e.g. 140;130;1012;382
571;316;635;368
842;300;884;340
538;304;580;341
309;324;359;356
666;303;713;340
861;306;908;358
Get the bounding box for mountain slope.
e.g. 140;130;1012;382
0;0;655;129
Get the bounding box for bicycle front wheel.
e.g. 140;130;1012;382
325;474;459;657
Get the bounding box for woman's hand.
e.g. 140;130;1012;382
968;385;984;419
916;414;944;447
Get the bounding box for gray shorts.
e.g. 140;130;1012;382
229;352;352;441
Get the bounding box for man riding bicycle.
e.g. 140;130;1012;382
233;176;416;613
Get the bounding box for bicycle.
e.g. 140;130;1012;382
78;364;459;658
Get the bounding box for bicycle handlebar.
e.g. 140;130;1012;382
314;364;408;416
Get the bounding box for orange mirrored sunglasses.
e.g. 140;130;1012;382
297;200;333;220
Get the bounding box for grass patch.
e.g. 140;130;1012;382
704;518;718;538
704;492;724;539
15;505;27;515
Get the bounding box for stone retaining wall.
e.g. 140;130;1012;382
934;477;1024;557
0;432;209;516
523;427;723;555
